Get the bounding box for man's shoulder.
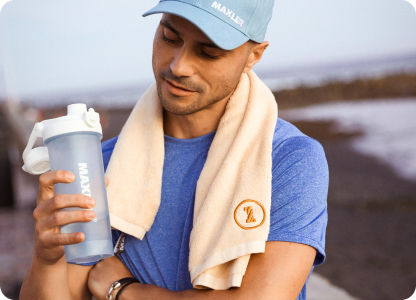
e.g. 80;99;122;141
270;118;328;191
102;136;119;171
102;136;119;152
272;118;325;161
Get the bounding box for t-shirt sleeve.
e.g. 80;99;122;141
268;136;328;266
102;136;119;172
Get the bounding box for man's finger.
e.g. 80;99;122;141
105;176;109;187
37;170;75;204
36;194;95;218
40;210;96;230
42;232;85;248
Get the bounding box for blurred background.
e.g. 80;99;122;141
0;0;415;299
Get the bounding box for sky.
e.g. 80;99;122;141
0;0;416;100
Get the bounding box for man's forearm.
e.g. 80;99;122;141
119;283;243;300
96;242;315;300
20;255;72;300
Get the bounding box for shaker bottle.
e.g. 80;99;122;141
22;103;113;264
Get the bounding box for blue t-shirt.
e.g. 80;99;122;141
101;118;328;300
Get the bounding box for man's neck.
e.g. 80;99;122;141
163;93;232;139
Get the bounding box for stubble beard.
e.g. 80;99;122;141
155;70;239;116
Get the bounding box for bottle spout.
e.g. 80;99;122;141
67;104;87;115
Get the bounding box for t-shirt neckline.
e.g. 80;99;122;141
164;130;217;148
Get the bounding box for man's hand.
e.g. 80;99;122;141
20;171;110;300
88;255;135;300
33;170;97;264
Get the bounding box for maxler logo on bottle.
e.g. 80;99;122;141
78;163;97;222
22;104;113;264
78;163;91;196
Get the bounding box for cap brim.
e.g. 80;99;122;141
143;1;249;50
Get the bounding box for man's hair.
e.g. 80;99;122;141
248;40;260;47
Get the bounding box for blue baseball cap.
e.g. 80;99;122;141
143;0;275;50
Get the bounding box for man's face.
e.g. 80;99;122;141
152;14;252;116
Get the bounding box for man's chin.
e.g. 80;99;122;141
158;90;202;116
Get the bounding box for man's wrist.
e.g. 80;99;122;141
106;278;139;300
32;250;67;267
116;282;141;300
31;253;67;273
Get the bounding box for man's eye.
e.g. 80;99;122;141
162;33;177;44
162;28;180;44
200;51;220;60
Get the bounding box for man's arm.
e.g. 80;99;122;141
89;241;316;300
20;259;92;300
19;170;99;300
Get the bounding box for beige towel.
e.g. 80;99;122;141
106;70;278;290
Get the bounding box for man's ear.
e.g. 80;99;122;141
243;41;269;73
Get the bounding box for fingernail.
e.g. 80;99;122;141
87;197;95;207
86;210;95;219
76;233;84;242
66;172;75;181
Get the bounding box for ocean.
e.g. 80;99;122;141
5;53;416;109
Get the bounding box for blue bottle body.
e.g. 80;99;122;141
45;131;113;264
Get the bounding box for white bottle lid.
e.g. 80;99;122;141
41;103;102;142
22;103;103;175
22;146;51;175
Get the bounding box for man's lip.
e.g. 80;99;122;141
164;79;198;97
165;79;195;92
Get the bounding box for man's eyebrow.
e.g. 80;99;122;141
197;42;222;50
160;20;181;36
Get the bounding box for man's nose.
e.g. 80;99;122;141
170;47;194;78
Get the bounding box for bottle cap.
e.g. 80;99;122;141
41;103;102;142
21;146;51;175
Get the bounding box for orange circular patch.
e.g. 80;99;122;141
234;199;266;230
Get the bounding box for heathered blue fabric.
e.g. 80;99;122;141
101;118;328;300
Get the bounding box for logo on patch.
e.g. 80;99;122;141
114;232;126;254
234;199;266;230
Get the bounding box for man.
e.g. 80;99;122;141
20;0;328;299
